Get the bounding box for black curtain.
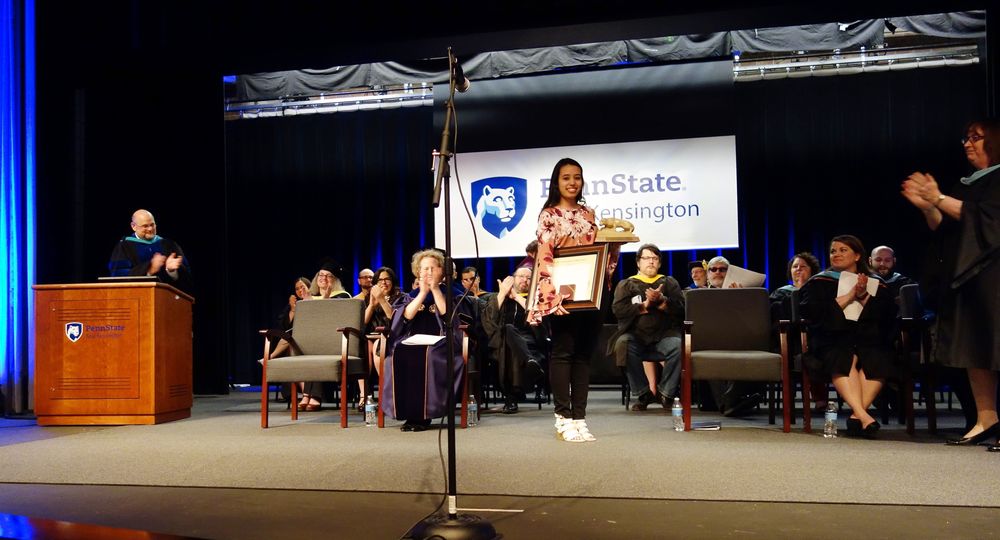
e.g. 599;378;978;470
615;65;986;288
223;106;433;384
730;65;985;289
221;64;985;385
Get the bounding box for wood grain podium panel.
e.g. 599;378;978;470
34;283;194;425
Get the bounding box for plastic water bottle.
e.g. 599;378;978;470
364;395;376;427
672;397;683;431
823;402;838;438
467;394;479;427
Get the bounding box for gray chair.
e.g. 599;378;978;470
680;287;792;432
259;298;367;428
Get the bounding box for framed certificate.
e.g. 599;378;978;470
527;243;609;312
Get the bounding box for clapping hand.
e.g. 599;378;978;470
498;276;515;299
902;172;939;210
644;284;664;305
370;283;385;305
165;252;183;272
148;252;166;275
854;273;870;301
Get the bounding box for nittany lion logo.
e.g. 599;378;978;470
471;176;527;239
65;322;83;343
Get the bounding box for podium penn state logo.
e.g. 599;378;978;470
471;176;527;239
65;322;83;343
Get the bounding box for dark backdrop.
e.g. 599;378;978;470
35;60;987;390
439;59;735;152
223;107;434;384
217;64;985;386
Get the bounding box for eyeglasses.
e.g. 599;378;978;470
317;272;334;279
638;256;659;262
708;267;727;273
961;134;984;145
358;275;373;280
377;277;392;283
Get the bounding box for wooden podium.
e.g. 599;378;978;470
33;282;194;425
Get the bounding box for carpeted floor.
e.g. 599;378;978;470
1;390;995;509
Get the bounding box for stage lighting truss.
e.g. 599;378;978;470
224;83;434;120
733;43;979;81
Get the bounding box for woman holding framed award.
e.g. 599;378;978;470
530;158;618;442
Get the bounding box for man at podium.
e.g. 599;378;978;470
108;209;191;291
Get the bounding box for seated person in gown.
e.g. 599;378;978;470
609;244;685;411
362;266;403;403
382;249;467;432
800;235;895;437
769;252;824;408
685;260;708;291
482;266;548;414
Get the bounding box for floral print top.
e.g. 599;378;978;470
528;205;597;323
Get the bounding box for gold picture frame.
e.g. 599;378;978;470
527;243;609;312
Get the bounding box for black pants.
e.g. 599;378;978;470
502;324;546;394
549;310;601;419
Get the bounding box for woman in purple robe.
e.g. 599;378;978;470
381;249;466;432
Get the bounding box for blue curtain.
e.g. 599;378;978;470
1;0;35;415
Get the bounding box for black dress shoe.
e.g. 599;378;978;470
526;358;545;381
845;418;863;437
400;423;414;432
987;444;1000;452
862;420;881;439
658;393;674;409
946;422;1000;446
502;403;519;414
630;392;656;412
723;393;762;417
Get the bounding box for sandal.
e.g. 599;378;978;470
554;414;586;443
299;394;321;411
573;419;597;442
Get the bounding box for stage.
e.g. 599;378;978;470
0;390;997;538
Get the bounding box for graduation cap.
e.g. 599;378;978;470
688;260;707;272
318;257;345;281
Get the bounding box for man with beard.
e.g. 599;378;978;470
482;266;547;414
610;244;685;411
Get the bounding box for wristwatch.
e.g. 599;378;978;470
934;194;946;207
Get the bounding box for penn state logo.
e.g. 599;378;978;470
471;176;527;239
65;322;83;343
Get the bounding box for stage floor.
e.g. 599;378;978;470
1;390;997;538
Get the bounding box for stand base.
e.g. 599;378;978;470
406;513;500;540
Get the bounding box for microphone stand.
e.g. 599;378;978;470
407;48;499;540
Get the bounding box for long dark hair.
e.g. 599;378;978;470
373;266;400;298
542;157;585;209
829;235;870;274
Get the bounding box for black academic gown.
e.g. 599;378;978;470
930;167;1000;370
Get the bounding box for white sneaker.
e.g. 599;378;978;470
555;414;586;443
574;419;596;442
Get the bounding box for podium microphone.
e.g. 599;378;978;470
453;60;471;93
